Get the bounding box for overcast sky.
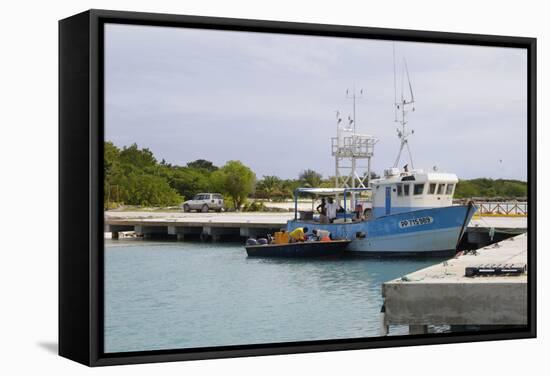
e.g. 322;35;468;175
105;23;527;181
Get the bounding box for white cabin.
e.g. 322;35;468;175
370;168;458;218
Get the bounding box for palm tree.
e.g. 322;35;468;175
258;175;282;200
299;169;322;188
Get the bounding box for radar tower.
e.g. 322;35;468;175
332;88;378;207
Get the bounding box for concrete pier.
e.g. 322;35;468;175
381;233;528;334
105;212;288;241
105;211;526;243
466;216;527;246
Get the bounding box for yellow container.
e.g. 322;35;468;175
273;231;290;244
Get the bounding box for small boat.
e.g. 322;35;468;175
245;240;351;258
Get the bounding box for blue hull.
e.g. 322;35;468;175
287;204;476;256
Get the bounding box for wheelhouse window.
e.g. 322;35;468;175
437;184;446;195
404;184;410;196
446;184;454;195
396;184;403;196
429;183;437;194
414;183;425;195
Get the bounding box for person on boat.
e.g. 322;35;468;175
325;197;339;223
354;203;364;221
289;226;308;242
316;198;328;224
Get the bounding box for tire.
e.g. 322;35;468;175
183;204;190;212
201;204;209;213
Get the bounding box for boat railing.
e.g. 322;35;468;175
293;187;372;222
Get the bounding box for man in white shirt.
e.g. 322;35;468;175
325;197;338;222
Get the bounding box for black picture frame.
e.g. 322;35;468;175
59;9;537;367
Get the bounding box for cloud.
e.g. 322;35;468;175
104;24;527;181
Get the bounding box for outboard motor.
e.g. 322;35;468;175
246;238;258;246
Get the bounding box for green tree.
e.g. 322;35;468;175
119;143;157;170
104;141;120;177
187;159;218;172
104;142;122;204
124;173;182;206
104;142;184;208
454;178;526;199
160;166;211;200
454;181;477;198
212;161;256;210
485;187;497;197
299;169;322;187
500;180;526;197
256;175;282;200
282;179;302;199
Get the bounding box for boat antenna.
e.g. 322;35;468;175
393;54;416;169
346;86;364;134
393;43;398;122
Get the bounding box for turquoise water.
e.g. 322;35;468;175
104;240;444;353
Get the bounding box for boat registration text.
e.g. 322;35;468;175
398;216;434;229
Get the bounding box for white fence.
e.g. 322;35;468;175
473;201;528;216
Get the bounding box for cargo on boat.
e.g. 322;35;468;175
245;240;351;258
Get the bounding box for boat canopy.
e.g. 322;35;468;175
294;187;371;196
293;187;372;220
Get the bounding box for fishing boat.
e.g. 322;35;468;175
287;184;475;257
286;54;476;256
245;239;351;258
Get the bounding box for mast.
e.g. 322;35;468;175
393;48;416;169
